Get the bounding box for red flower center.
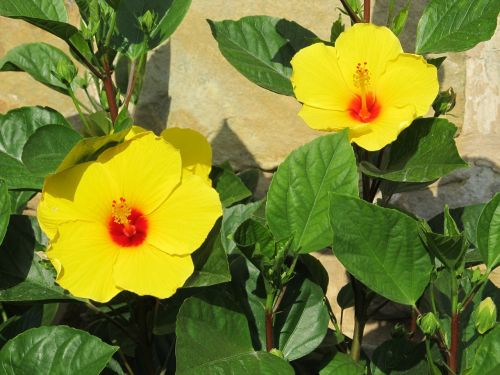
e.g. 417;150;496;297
348;93;381;123
109;198;147;247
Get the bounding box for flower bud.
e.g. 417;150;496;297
417;312;441;336
474;297;497;334
432;87;456;116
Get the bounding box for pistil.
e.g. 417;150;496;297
354;62;371;120
112;197;136;238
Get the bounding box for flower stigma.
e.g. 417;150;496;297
110;197;148;247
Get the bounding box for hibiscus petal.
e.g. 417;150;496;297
97;133;182;215
291;43;353;110
47;221;121;302
146;174;222;256
38;162;119;240
298;104;370;134
161;128;212;184
351;105;415;151
376;53;439;116
113;243;194;299
335;23;403;92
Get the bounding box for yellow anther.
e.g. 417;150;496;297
112;197;131;225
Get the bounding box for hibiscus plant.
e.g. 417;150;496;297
0;0;499;374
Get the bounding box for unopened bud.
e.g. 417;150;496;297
432;87;456;116
474;297;497;334
417;312;440;336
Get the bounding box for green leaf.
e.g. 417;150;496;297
0;0;94;64
420;229;468;271
360;118;468;183
0;106;70;189
0;43;76;94
267;131;358;253
275;276;329;360
469;325;500;374
330;194;433;305
388;1;411;36
8;191;36;215
182;220;231;288
320;352;365;375
370;338;430;374
0;325;118;374
114;0;192;58
330;15;345;43
299;254;329;294
0;181;9;245
416;0;500;54
473;297;497;335
234;218;276;261
477;194;500;271
337;283;355;309
221;200;264;254
211;166;252;208
176;293;294;375
55;129;129;172
22;125;82;177
208;16;317;96
0;216;73;301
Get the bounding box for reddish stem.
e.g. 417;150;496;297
103;60;118;124
265;310;273;351
364;0;371;23
448;313;459;374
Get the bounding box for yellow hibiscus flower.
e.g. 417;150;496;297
291;23;439;151
37;131;222;302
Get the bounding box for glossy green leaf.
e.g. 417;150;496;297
234;218;275;261
320;352;365;375
371;338;430;374
0;181;9;245
0;43;75;94
114;0;192;58
469;325;500;374
176;293;294;375
183;220;230;288
477;194;500;271
360;118;467;183
56;129;129;172
275;276;329;360
22;125;82;177
0;216;73;301
267;131;358;253
416;0;500;54
330;194;433;306
211;166;252;208
0;0;94;64
299;254;329;294
0;106;70;189
0;325;118;375
221;200;264;254
209;16;316;96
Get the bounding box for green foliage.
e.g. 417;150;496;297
0;216;73;301
175;293;294;375
0;325;118;375
267;131;358;253
416;0;500;54
477;193;500;271
467;325;500;374
221;200;264;253
330;194;432;305
387;0;411;36
211;165;252;208
370;338;430;374
361;118;468;183
330;15;344;43
0;106;70;189
209;16;317;96
320;352;365;374
473;297;497;334
0;181;9;245
0;43;76;94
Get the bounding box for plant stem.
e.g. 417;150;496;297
124;53;146;111
265;291;274;352
69;88;92;134
350;277;367;361
364;0;371;23
102;58;119;124
339;0;362;23
448;274;459;374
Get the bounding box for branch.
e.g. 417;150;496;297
102;59;119;124
339;0;363;23
364;0;371;23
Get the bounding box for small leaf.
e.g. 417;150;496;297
176;293;294;375
267;131;359;253
0;180;9;244
0;43;76;94
0;325;118;374
477;193;500;271
388;1;411;36
234;218;275;261
211;166;251;208
416;0;500;54
330;194;432;305
337;283;355;309
320;352;365;375
221;201;264;254
22;125;82;176
433;87;457;116
360;118;468;183
209;16;317;96
299;254;329;294
182;220;231;288
330;15;345;43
